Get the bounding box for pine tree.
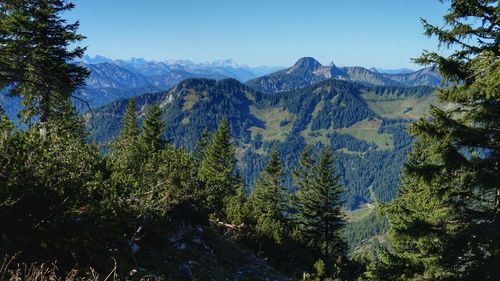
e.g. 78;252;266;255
367;1;499;280
109;100;143;189
141;104;166;152
0;0;89;138
198;117;237;214
248;149;288;245
296;147;345;257
224;173;248;226
121;98;139;138
291;146;316;230
193;128;211;164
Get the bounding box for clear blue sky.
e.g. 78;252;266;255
67;0;451;68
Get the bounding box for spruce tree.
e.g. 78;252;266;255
121;98;139;138
291;146;315;230
296;147;345;257
141;104;166;152
109;99;143;189
0;0;88;137
224;173;248;226
367;1;499;280
198;117;237;214
248;149;288;245
193;128;211;164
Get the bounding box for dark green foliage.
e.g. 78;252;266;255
310;88;375;130
344;212;388;255
86;91;164;143
295;147;346;257
160;78;261;151
292;146;315;195
198;117;238;214
247;149;288;245
141;104;166;151
0;122;102;264
290;146;315;229
0;0;89;134
328;132;372;152
108;101;142;188
223;176;248;226
88;78;429;210
368;1;500;280
121;97;139;138
193;128;211;163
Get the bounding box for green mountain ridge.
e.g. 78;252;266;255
87;77;438;209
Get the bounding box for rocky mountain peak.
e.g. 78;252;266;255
290;57;323;72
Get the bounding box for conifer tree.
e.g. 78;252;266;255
193;128;211;164
248;149;288;245
367;1;499;280
109;99;143;189
224;173;248;226
141;105;166;152
291;146;315;229
296;147;345;257
0;0;89;138
198;117;237;214
121;98;138;138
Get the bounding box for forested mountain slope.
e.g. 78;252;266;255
87;78;438;209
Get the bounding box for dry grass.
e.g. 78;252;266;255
0;255;161;281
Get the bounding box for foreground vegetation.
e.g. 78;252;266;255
0;0;498;280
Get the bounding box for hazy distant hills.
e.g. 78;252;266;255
373;67;415;74
0;57;283;120
81;55;283;82
246;57;442;93
77;61;228;108
72;56;284;109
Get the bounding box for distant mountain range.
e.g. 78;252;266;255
246;57;442;93
1;56;441;123
81;55;284;82
71;56;284;109
372;67;415;74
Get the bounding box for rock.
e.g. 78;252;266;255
169;233;182;243
131;242;140;253
202;242;216;258
175;242;187;251
195;225;204;233
178;262;192;277
129;269;137;276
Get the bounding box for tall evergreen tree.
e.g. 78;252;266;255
109;99;143;189
291;146;315;228
198;117;237;214
367;1;499;280
248;149;288;245
193;128;211;164
296;147;345;257
0;0;88;137
141;104;166;152
121;98;138;138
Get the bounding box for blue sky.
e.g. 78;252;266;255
67;0;451;68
